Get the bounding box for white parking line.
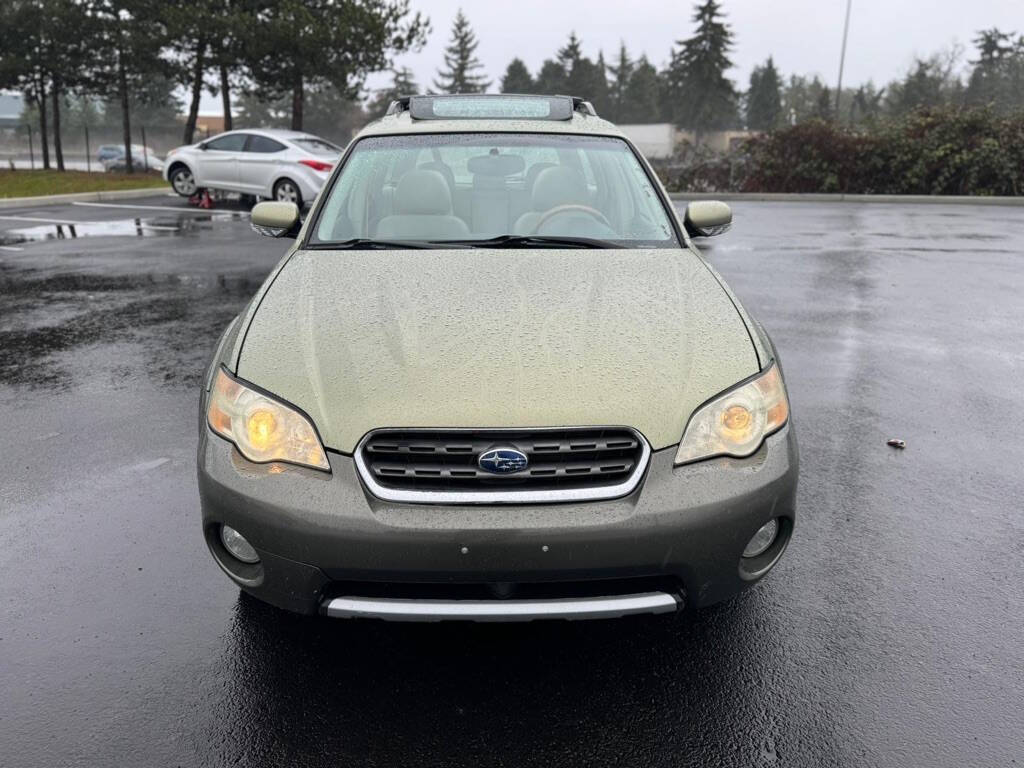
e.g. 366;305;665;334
0;245;24;251
73;201;249;215
0;214;81;225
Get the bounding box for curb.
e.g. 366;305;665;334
668;191;1024;206
0;186;172;210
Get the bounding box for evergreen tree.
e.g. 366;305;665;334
501;58;535;93
965;28;1024;111
535;60;568;94
83;0;171;172
368;67;419;115
242;0;428;131
607;43;633;123
885;54;961;116
548;32;609;108
622;55;661;123
433;9;490;94
590;51;612;115
814;85;832;120
557;32;584;70
850;82;885;125
666;0;739;134
781;74;827;124
0;0;95;170
745;56;782;130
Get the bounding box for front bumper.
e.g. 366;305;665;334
197;424;799;618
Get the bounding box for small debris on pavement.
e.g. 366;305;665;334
887;438;906;449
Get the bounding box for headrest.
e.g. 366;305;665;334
468;153;526;177
394;169;453;215
532;165;587;211
524;162;556;191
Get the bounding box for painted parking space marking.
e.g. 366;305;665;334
0;214;82;225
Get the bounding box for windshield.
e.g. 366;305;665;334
310;133;678;247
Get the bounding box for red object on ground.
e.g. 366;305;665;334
189;189;214;209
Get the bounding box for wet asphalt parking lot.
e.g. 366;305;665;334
1;195;1022;767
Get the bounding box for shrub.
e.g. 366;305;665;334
666;106;1024;196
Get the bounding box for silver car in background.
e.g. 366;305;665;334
102;144;164;173
164;129;342;208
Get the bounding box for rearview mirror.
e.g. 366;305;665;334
251;201;300;238
684;200;732;238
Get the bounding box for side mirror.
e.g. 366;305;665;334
251;201;301;239
198;143;208;151
684;200;732;238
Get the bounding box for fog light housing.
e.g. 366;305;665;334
220;525;260;564
742;519;779;558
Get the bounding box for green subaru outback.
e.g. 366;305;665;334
198;94;798;621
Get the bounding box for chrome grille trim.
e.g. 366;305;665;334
354;426;652;505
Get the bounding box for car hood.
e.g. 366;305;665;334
236;248;759;453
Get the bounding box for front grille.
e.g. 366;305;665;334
355;427;650;504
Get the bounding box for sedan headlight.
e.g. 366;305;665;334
674;362;789;465
207;368;330;471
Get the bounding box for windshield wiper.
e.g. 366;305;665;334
447;235;618;249
309;238;468;250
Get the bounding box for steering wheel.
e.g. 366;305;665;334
531;204;613;234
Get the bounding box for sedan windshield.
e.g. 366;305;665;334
311;133;678;248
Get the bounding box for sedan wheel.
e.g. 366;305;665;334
170;167;197;196
274;179;302;207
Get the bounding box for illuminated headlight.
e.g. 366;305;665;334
674;362;789;465
207;368;330;471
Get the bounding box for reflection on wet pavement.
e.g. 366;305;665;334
0;213;248;247
0;263;260;389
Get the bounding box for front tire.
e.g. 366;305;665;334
273;178;302;208
169;165;197;197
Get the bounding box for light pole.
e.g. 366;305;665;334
835;0;853;121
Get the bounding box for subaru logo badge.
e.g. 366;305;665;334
478;447;529;474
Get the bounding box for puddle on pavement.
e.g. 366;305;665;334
0;266;261;390
0;213;247;247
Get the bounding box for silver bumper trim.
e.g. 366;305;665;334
321;591;680;622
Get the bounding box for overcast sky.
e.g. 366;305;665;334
203;0;1022;113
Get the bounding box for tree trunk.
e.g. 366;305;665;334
37;78;51;170
51;77;65;171
118;48;133;173
183;40;206;144
220;61;232;131
290;73;303;131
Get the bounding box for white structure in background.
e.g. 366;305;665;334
619;123;677;159
0;91;24;133
619;123;757;158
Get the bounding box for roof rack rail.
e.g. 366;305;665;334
567;96;598;116
383;94;598;119
385;95;414;116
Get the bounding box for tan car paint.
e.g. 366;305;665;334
236;247;759;453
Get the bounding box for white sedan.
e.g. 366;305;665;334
163;129;342;208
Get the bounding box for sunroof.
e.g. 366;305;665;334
408;95;574;121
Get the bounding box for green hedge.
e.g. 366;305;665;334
664;107;1024;196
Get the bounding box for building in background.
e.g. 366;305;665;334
619;123;756;157
193;114;228;138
